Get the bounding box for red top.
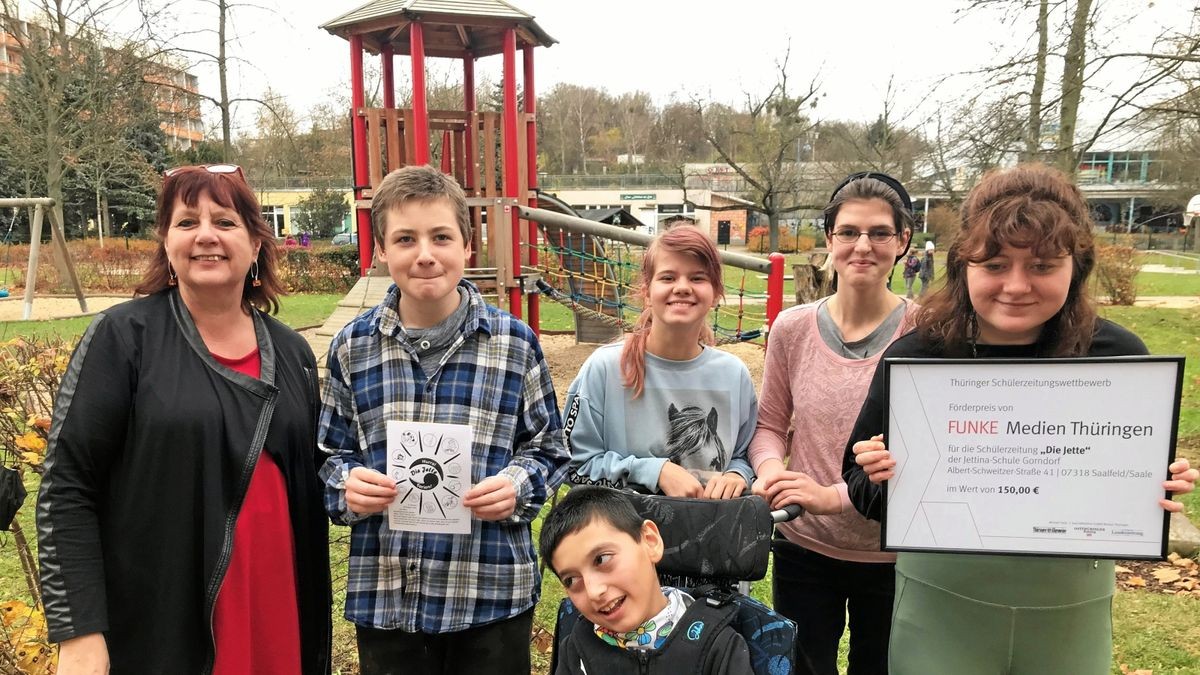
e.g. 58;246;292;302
210;349;302;675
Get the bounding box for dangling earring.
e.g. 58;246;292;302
250;261;262;287
168;263;177;286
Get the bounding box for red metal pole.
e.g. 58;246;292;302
766;252;785;345
381;45;395;109
350;34;372;276
502;28;522;319
523;43;539;334
463;54;477;268
410;22;430;165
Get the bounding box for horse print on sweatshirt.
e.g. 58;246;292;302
665;403;727;471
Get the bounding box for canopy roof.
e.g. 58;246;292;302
321;0;555;58
577;207;646;229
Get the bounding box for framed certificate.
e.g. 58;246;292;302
881;357;1183;559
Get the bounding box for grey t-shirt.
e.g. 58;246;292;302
815;298;908;359
400;288;470;371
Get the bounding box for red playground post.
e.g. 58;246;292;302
766;252;785;344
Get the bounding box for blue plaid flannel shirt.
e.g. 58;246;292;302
318;281;568;633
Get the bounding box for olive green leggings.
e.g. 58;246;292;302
888;570;1113;675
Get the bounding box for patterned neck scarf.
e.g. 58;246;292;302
594;587;692;650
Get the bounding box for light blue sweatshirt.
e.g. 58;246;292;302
563;342;757;493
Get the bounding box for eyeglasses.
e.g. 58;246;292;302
831;228;899;244
163;164;245;181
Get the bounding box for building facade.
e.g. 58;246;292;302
1;14;204;150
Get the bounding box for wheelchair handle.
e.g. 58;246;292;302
771;504;804;524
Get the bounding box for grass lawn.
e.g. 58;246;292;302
1134;272;1200;297
0;293;342;342
1140;251;1200;269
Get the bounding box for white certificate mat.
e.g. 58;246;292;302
386;420;473;534
882;357;1182;559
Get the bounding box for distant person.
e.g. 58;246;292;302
902;251;920;299
918;240;935;296
563;226;757;500
38;164;331;674
318;165;568;675
540;486;753;674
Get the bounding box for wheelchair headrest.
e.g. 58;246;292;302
623;493;774;582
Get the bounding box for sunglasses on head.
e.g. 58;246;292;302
163;164;245;181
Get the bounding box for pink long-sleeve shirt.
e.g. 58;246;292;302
750;300;917;563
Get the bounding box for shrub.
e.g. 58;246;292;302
292;188;350;238
925;205;960;246
0;336;71;675
1093;244;1139;305
0;239;361;296
746;227;815;254
278;247;360;294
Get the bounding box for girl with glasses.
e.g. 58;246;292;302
749;172;917;674
37;165;331;674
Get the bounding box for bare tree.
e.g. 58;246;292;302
964;0;1199;176
812;79;927;185
686;47;824;251
156;0;297;161
924;94;1025;204
615;91;654;173
0;0;161;244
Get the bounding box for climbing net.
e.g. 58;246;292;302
531;227;773;345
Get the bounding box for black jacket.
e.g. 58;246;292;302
842;318;1148;521
37;289;331;674
555;600;753;675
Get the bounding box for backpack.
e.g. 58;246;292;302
552;586;808;675
903;256;920;276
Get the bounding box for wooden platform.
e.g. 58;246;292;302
308;271;393;378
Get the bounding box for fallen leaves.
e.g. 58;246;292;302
1116;553;1200;598
0;600;55;674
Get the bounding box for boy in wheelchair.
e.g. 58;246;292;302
540;487;754;674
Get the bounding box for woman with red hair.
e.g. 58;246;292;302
38;165;331;674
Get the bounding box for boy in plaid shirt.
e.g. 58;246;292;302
319;165;568;674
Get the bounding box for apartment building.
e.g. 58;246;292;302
0;14;204;150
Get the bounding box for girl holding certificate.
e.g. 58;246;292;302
843;163;1197;674
749;172;918;674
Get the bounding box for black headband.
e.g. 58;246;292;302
828;171;914;213
826;170;915;266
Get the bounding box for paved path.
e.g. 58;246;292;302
0;295;129;321
1129;295;1200;309
1141;264;1200;275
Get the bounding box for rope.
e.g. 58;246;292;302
535;280;762;345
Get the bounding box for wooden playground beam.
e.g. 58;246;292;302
0;198;88;320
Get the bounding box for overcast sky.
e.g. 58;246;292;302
91;0;1200;141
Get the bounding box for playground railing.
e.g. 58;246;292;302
516;205;785;345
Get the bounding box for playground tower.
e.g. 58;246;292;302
321;0;553;324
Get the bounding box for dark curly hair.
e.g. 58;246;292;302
916;163;1097;356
